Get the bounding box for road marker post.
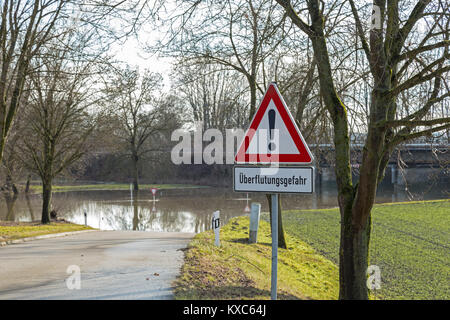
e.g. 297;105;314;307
130;183;133;201
249;203;261;244
212;210;220;247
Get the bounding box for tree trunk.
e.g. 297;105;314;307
25;193;35;221
25;175;31;194
132;153;139;191
4;185;19;221
307;2;370;298
266;194;287;249
339;206;371;300
4;175;19;221
337;84;391;299
248;77;257;121
132;190;139;231
41;179;52;224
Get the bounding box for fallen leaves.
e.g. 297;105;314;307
146;272;160;280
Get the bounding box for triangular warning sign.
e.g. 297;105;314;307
235;83;314;164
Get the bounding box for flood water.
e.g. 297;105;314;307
1;181;448;233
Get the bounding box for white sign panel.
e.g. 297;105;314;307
233;166;314;193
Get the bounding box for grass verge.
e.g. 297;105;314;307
0;221;94;241
28;183;207;193
174;216;338;300
275;199;450;300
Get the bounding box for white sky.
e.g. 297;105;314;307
111;37;173;92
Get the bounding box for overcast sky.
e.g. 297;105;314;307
111;36;173;91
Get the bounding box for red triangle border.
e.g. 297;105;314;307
235;84;313;164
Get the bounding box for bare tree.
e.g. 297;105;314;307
1;104;27;221
155;0;293;117
275;0;449;299
173;60;249;131
103;66;168;191
20;33;98;224
0;0;71;165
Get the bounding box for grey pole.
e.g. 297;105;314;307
249;203;261;244
271;194;278;300
130;183;133;201
84;212;87;226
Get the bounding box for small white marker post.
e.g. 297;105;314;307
212;210;220;247
151;188;158;212
151;188;157;202
249;203;261;244
271;194;278;300
130;183;133;201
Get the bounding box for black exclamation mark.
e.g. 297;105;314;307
268;109;276;152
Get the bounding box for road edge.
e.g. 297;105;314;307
0;229;99;247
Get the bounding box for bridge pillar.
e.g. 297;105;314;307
316;169;323;192
312;191;318;209
390;165;400;202
391;165;398;185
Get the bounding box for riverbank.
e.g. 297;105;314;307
0;220;94;242
173;216;339;300
27;183;208;194
268;199;450;300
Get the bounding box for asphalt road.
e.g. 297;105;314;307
0;230;194;300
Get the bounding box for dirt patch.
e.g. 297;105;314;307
176;245;257;299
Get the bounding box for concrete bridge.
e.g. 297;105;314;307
311;143;449;186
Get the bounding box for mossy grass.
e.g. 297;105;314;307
0;221;94;241
174;216;339;300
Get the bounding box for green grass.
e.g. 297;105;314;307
174;216;339;300
28;183;207;193
0;222;94;241
270;199;450;300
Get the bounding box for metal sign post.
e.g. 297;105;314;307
249;203;261;244
271;194;278;300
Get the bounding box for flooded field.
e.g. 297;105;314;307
1;182;447;233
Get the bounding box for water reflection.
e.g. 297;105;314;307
65;191;266;233
0;183;447;233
